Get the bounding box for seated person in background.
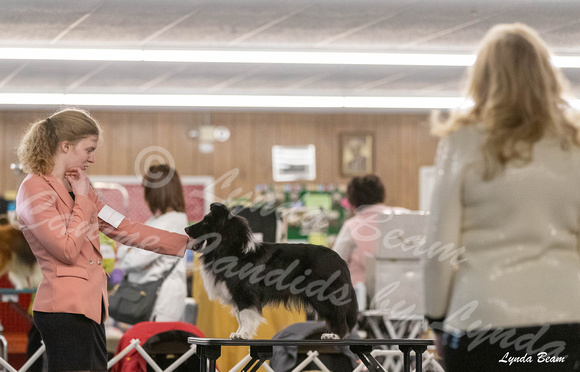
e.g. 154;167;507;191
333;174;409;286
117;164;188;322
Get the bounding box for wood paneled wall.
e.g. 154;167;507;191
0;110;439;210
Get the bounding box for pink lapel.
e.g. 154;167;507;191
40;173;74;211
40;173;102;255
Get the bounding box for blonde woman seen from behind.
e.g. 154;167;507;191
424;23;580;371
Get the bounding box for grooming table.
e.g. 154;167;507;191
188;337;433;372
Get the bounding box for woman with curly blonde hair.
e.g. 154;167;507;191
17;108;102;175
16;108;191;372
424;24;580;371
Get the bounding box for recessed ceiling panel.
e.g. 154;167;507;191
0;60;107;91
0;0;580;108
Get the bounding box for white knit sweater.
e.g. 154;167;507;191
424;124;580;333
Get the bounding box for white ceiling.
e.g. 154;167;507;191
1;0;580;110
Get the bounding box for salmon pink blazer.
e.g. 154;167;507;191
16;173;189;324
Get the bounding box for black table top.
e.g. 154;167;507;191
188;337;433;347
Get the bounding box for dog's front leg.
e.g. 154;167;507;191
230;308;264;339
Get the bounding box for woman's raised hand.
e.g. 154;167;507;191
65;167;90;197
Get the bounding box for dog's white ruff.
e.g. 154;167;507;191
230;308;265;339
201;265;264;339
201;268;233;305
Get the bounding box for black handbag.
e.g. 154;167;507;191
108;259;179;324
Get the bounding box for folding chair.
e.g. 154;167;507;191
112;321;205;372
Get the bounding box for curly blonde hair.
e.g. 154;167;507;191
432;23;580;179
17;108;102;175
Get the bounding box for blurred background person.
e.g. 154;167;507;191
424;23;580;371
334;174;408;287
116;164;188;322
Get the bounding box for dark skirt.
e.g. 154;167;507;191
33;311;107;372
442;323;580;372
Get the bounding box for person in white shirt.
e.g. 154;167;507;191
117;164;188;322
424;23;580;371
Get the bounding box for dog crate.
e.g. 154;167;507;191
373;211;429;260
366;258;425;317
363;211;428;315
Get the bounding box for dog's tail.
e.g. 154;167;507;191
347;288;359;331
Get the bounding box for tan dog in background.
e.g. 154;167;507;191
0;223;41;289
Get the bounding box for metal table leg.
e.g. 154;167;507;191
350;344;386;372
414;346;427;372
197;344;221;372
398;345;428;372
398;345;412;372
242;345;272;372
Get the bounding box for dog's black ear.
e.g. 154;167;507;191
210;203;229;215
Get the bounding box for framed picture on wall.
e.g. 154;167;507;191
340;132;374;176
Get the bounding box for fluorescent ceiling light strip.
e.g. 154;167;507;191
0;48;143;62
3;47;580;67
0;93;580;109
142;50;478;66
0;47;472;66
551;56;580;69
1;93;577;109
0;93;472;109
345;96;471;109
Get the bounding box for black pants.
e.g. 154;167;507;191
33;311;107;372
27;322;44;372
442;323;580;372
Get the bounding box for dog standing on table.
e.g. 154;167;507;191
185;203;358;340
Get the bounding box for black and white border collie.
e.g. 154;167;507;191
185;203;358;340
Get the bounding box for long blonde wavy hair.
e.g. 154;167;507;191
432;23;580;180
17;108;102;175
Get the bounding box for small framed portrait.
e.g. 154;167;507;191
340;133;374;176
